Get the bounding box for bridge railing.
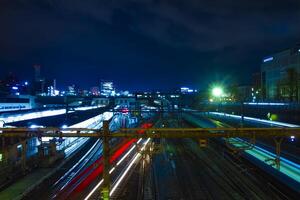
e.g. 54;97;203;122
0;123;299;200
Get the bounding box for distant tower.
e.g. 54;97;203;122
53;79;57;91
34;64;41;81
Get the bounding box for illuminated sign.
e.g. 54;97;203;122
263;57;273;63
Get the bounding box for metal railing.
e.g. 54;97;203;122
0;124;299;199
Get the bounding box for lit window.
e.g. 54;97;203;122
263;57;273;63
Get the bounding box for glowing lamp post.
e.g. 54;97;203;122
211;87;223;113
212;87;223;98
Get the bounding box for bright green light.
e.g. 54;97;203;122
212;87;223;97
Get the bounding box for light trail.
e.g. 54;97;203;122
0;106;105;124
53;112;121;199
55;111;113;155
109;149;141;195
203;112;300;183
74;105;105;111
0;109;67;124
55;140;101;190
110;138;151;196
243;102;288;106
84;180;104;200
84;138;150;200
229;138;300;183
116;139;142;166
208;112;299;127
71;140;139;194
109;167;115;174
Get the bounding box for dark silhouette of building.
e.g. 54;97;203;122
34;64;41;82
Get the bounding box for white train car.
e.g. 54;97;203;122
0;96;35;112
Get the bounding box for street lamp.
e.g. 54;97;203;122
212;87;223;98
211;86;223;114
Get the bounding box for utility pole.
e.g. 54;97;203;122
241;101;244;128
102;121;110;200
64;96;69;123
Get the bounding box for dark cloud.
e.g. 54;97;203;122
0;0;300;90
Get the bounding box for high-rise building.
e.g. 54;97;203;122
67;85;77;96
33;64;47;95
100;80;115;97
53;79;57;91
250;72;262;102
180;87;196;94
261;44;300;102
34;64;42;81
252;72;261;90
90;87;100;96
47;86;55;96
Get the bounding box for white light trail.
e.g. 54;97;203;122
84;138;150;200
0;106;105;124
109;150;140;195
74;105;105;111
0;109;66;124
243;102;288;106
116;139;142;166
60;112;113;156
84;179;104;200
55;139;100;188
208;112;299;127
109;167;115;174
110;138;150;196
201;112;300;183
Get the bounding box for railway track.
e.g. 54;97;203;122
147;116;290;200
51;139;102;199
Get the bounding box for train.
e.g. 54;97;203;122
54;122;153;199
0;96;35;113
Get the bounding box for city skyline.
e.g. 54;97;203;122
1;1;300;90
0;2;300;199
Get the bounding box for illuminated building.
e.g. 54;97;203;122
100;80;115;97
180;87;197;94
90;87;100;96
261;45;300;102
67;85;77;96
46;80;59;96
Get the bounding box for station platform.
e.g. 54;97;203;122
0;169;51;200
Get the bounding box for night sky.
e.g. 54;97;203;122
1;0;300;91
